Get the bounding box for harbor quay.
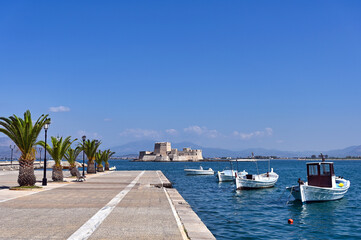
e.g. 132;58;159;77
0;170;215;240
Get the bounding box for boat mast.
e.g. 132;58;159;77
252;152;259;175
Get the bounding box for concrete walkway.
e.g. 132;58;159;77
0;170;215;240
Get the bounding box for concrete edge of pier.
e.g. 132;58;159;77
159;172;216;240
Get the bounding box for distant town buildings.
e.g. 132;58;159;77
138;142;203;161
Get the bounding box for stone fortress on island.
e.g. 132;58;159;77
138;142;203;161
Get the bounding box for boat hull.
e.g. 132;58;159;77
218;170;248;182
288;180;350;203
217;171;235;182
184;169;214;175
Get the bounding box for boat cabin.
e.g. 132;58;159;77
307;162;335;187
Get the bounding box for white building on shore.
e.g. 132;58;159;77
138;142;203;161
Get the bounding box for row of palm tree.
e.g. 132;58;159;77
0;110;116;186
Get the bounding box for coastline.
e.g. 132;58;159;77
132;158;361;162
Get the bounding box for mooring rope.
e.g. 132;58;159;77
276;187;288;202
286;186;293;205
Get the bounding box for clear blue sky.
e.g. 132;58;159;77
1;1;360;151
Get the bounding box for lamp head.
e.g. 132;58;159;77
82;135;86;141
44;123;49;130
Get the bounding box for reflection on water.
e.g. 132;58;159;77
110;160;361;240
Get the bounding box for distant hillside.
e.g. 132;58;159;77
325;145;361;158
110;140;361;158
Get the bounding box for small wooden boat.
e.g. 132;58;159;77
287;154;350;203
184;166;214;175
235;168;279;189
235;155;279;190
217;170;248;182
217;160;247;182
217;170;236;182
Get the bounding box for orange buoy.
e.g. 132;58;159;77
288;219;294;224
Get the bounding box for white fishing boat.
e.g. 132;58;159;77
109;166;116;171
217;170;248;182
235;168;279;189
184;166;214;175
217;160;248;182
287;154;350;203
217;170;236;182
235;154;279;190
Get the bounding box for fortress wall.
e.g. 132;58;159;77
141;155;157;161
171;155;188;161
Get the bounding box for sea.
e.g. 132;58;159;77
109;160;360;239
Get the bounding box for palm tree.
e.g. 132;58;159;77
82;139;101;174
103;149;115;171
0;110;50;186
95;150;104;172
38;136;75;181
64;146;82;177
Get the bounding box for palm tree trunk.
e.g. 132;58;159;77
97;165;104;172
69;166;79;177
52;165;63;181
18;159;36;186
105;162;109;171
87;161;96;174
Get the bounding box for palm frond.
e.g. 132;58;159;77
38;136;75;165
82;139;101;163
0;110;50;161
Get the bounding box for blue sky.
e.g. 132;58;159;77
1;1;361;151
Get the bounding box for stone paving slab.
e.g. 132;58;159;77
89;171;182;240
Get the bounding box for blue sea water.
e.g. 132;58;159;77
108;160;361;239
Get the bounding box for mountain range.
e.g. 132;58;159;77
1;137;361;159
109;140;361;158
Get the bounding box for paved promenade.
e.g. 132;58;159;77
0;170;215;240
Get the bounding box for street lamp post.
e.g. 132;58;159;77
94;140;99;174
82;135;86;177
42;123;49;186
38;147;42;165
9;145;15;166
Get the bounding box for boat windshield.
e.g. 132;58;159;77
320;163;331;176
308;164;318;176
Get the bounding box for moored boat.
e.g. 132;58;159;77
287;154;350;203
234;154;279;190
217;170;248;182
217;160;248;182
184;166;214;175
235;168;279;189
109;166;116;171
